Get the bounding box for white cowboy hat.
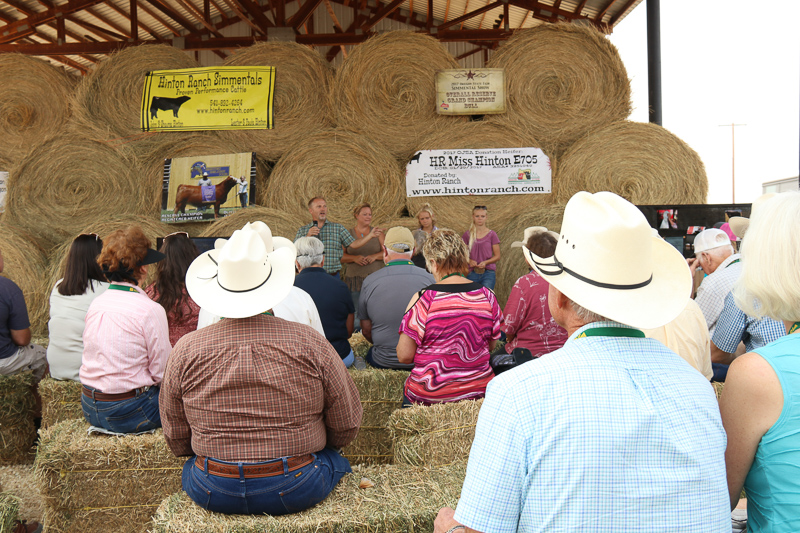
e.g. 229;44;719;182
728;193;776;239
522;191;691;330
511;226;560;248
186;222;297;318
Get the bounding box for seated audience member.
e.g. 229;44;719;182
501;227;568;357
80;226;170;434
145;232;200;346
643;298;713;380
294;237;356;367
359;227;435;370
398;229;501;405
434;192;729;533
689;228;740;335
47;234;109;381
0;249;47;380
411;203;438;270
162;222;362;516
720;191;800;532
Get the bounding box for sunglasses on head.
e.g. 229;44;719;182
474;205;487;210
78;233;99;241
164;231;189;240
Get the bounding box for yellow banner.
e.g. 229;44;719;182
140;66;275;132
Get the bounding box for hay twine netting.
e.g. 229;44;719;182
406;121;558;230
0;54;77;167
38;378;83;430
265;129;405;224
0;224;48;336
3;133;143;246
220;42;334;161
556;121;708;205
495;204;566;306
486;23;631;156
200;206;304;241
331;31;467;160
71;44;199;141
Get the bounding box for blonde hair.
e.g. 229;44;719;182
468;206;488;252
416;203;436;229
733;192;800;321
353;202;372;218
423;229;469;277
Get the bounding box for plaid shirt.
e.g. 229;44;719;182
295;220;355;274
711;291;786;353
695;253;741;335
160;314;362;461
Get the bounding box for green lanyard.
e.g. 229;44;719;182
441;273;467;280
387;260;414;267
725;259;741;268
107;284;138;293
575;326;645;339
789;322;800;335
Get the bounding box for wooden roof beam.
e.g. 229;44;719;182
455;45;483;60
438;0;501;30
361;0;406;32
0;0;107;43
136;2;180;36
594;0;616;22
216;0;263;34
85;6;132;38
234;0;276;32
32;29;99;63
287;0;322;29
608;0;637;26
101;0;161;40
140;0;198;34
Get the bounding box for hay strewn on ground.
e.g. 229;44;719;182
3;134;143;246
486;23;631;156
0;54;76;168
0;465;43;525
39;379;83;429
495;205;566;306
0;372;36;465
35;419;184;533
0;224;48;336
555;121;708;205
344;368;409;465
200;206;304;241
0;492;19;532
390;399;482;467
331;31;467;160
220;42;334;161
264;129;405;224
151;461;467;533
71;44;199;141
405;121;558;229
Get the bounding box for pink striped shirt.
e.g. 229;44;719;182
80;282;171;393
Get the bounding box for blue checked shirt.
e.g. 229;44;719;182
711;291;785;353
454;321;730;533
295;220;355;274
695;253;741;335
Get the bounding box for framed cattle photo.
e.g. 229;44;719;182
161;152;256;224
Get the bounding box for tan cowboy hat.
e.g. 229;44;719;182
728;193;776;239
511;226;560;248
522;191;691;330
186;222;297;318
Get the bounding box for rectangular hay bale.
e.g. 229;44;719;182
0;372;37;465
343;368;409;465
38;378;83;429
34;419;184;533
389;399;483;467
0;492;20;533
151;461;466;533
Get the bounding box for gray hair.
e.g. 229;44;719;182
294;237;324;269
412;229;428;257
570;301;611;324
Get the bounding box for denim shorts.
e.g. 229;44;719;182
81;385;161;434
467;269;496;290
182;447;351;515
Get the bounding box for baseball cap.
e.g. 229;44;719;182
693;228;731;255
384;227;415;253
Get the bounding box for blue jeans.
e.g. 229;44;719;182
467;270;496;290
351;290;361;331
342;349;354;368
81;385;161;433
182;448;351;515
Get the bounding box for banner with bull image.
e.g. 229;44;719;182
161;152;256;224
405;148;552;198
140;66;275;132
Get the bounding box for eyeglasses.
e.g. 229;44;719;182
164;231;189;240
78;233;99;241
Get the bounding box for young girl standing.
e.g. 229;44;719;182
462;205;500;289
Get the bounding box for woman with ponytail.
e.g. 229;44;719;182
461;206;500;290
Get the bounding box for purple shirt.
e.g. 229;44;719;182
462;230;500;271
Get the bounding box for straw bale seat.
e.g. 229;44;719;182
0;371;37;465
38;378;82;430
151;461;466;533
0;491;20;532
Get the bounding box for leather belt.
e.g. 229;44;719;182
195;454;314;479
82;386;149;402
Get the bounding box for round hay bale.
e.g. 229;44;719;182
555;121;708;205
373;217;419;232
495;204;565;306
71;44;199;140
331;31;467;160
486;23;631;156
200;206;304;241
264;129;405;224
3;133;142;246
0;224;48;336
405;121;557;230
220;42;334;161
0;54;77;167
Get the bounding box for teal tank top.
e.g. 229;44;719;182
746;333;800;533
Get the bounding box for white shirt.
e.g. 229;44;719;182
198;177;212;186
695;253;742;335
643;298;713;380
197;286;324;336
237;179;248;194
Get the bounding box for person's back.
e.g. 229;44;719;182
359;264;434;369
643;298;713;379
0;275;27;360
294;266;354;360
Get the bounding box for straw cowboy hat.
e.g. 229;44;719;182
522;191;691;330
728;193;776;239
510;226;560;248
186;221;297;318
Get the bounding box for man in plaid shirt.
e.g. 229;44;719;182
161;222;363;516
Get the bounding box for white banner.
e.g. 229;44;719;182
0;171;7;214
405;148;551;198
